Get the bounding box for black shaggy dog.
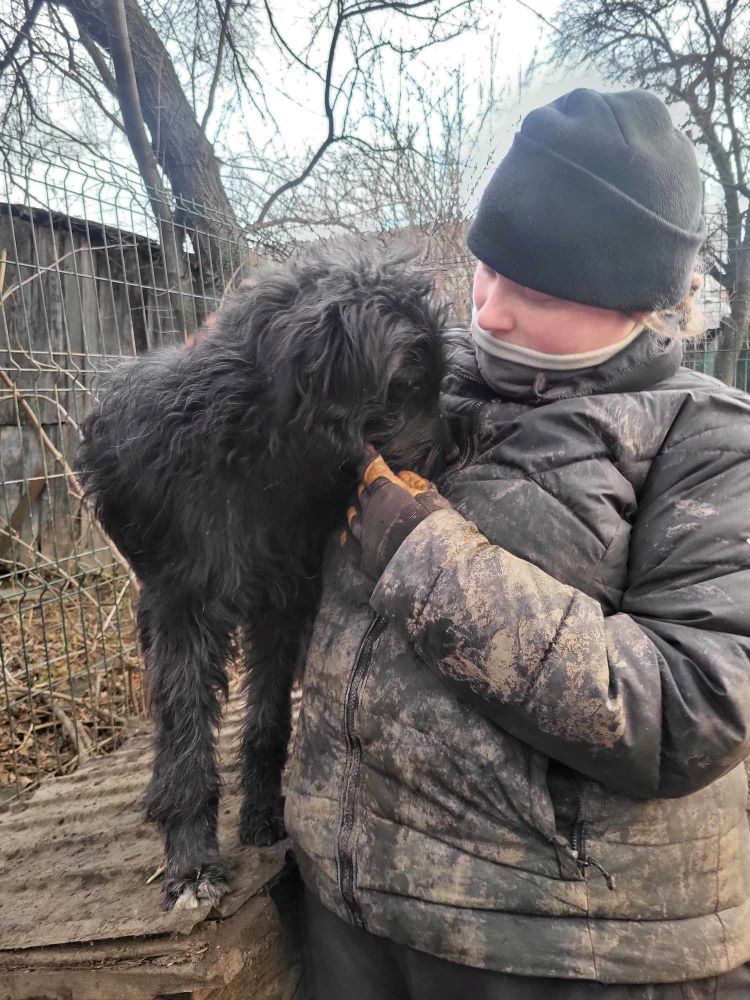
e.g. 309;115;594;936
78;239;454;911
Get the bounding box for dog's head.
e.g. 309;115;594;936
216;237;451;475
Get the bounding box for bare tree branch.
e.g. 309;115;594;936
254;0;477;227
554;0;750;385
0;0;44;79
512;0;562;34
200;0;232;133
75;22;118;97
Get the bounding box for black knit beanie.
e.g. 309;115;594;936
467;88;706;312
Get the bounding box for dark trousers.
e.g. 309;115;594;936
303;890;750;1000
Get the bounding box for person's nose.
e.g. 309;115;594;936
476;275;515;333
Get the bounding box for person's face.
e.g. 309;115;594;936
473;263;644;354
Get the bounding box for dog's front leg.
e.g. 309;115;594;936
139;593;233;911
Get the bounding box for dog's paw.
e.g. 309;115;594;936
163;859;230;912
239;807;287;847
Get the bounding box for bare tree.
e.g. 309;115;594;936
1;0;482;296
552;0;750;386
107;0;192;335
338;58;505;319
1;0;247;302
231;52;502;238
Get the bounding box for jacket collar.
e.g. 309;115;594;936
442;325;684;405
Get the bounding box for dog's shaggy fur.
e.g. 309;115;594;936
77;239;453;910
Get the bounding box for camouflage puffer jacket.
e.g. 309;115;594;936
284;328;750;984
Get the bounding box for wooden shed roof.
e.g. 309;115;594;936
0;202;162;259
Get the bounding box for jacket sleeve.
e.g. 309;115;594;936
369;411;750;799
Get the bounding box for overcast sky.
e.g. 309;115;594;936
235;0;606;215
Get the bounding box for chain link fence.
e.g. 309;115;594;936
0;139;746;802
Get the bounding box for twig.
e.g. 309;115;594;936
101;577;133;634
2;665;127;726
0;245;108;304
512;0;562;33
0;369;83;496
3;662;92;760
0;523;103;610
146;864;165;884
15;725;36;755
49;700;93;759
59;734;117;772
0;464;46;561
0;251;134;582
0;370;133;578
200;0;232;132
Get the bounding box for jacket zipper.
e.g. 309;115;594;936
435;399;484;496
571;793;586;860
571;792;616;891
448;365;488;388
336;613;387;927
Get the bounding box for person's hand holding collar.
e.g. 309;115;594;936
342;447;453;580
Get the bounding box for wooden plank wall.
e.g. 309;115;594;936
0;204;175;570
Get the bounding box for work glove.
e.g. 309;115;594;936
343;448;453;580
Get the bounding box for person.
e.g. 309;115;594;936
283;88;750;998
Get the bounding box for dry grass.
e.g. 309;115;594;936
0;569;144;801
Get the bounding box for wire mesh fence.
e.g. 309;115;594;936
0;140;261;802
1;137;747;803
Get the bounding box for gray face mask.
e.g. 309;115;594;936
470;305;646;377
466;307;681;402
